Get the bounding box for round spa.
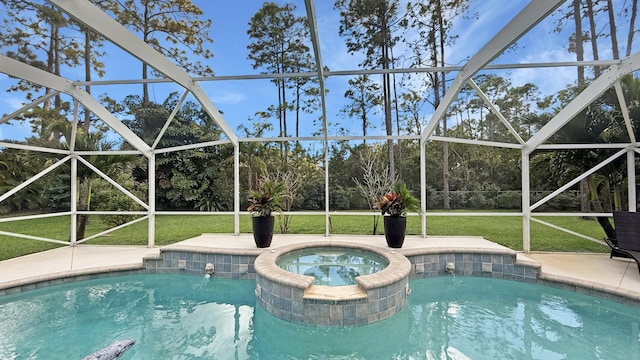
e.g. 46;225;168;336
253;242;411;326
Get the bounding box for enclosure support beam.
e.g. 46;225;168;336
629;149;637;212
148;154;156;247
234;143;240;236
70;155;78;246
304;0;331;237
420;138;427;237
522;150;531;253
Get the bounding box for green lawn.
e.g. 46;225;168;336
0;213;609;261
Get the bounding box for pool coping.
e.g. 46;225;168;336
253;241;412;296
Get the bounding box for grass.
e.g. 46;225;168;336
0;213;609;261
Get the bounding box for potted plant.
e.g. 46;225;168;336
374;182;419;248
247;179;285;248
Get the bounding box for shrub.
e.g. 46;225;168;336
497;191;522;209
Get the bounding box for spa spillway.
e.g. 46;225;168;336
253;242;411;326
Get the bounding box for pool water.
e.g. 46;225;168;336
1;274;639;359
276;247;388;285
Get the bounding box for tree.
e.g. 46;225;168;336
352;144;395;234
238;118;278;193
567;0;590;215
247;2;316;152
76;17;107;132
0;1;96;139
336;0;401;181
73;133;135;239
110;0;214;104
555;0;632;216
533;75;640;223
270;143;323;232
398;90;426;135
122;93;232;211
0;147;48;214
22;118;136;240
340;74;382;140
403;0;471;209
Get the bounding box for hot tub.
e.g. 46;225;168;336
253;241;411;326
276;247;388;286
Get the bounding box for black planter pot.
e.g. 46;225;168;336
383;216;407;248
252;216;275;248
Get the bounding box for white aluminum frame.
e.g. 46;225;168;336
0;0;636;253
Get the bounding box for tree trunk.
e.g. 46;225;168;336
83;30;92;132
626;0;638;57
372;215;379;235
277;77;284;157
607;0;620;59
381;15;395;182
361;99;367;143
391;50;403;180
585;0;601;78
573;0;585;84
438;0;450;210
76;180;92;240
587;176;605;213
574;0;589;217
580;178;590;218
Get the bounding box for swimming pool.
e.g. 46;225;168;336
1;274;638;359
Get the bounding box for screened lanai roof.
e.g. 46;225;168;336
1;0;636;144
0;0;638;252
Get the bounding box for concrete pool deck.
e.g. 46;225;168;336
1;234;640;298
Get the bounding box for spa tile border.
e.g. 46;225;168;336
145;246;259;280
402;249;539;281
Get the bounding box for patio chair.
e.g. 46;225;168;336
598;215;628;259
603;211;640;273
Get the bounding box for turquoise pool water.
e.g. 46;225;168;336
1;274;639;359
276;247;388;285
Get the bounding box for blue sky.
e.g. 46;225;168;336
0;0;636;143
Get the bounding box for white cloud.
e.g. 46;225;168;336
210;89;246;105
510;49;577;96
3;95;26;111
447;1;528;64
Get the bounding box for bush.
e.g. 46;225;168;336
426;186;443;209
531;191;581;211
449;191;468;209
92;175;147;227
497;191;522;210
468;192;488;209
